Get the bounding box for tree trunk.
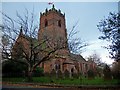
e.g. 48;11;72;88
27;66;33;82
27;71;33;81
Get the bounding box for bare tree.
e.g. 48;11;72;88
67;22;88;54
87;53;102;66
86;53;106;77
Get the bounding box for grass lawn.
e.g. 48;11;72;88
2;76;118;85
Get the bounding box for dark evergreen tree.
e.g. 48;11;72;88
2;60;27;77
97;12;120;61
103;64;112;80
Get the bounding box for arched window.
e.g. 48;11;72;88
55;64;60;70
45;19;48;27
71;68;74;73
58;20;61;27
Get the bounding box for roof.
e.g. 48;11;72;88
18;26;38;45
63;62;74;65
15;30;39;49
69;53;86;62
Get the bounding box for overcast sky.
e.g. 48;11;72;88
1;2;118;64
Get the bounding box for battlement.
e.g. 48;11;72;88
40;5;65;17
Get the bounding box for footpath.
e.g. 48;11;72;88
2;82;120;90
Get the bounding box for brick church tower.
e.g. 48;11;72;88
37;5;96;74
38;5;67;49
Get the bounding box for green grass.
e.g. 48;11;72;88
51;77;118;85
3;77;25;82
2;77;118;85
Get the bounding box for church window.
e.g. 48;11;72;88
55;64;60;70
71;68;74;73
45;19;48;27
58;20;61;27
85;64;88;71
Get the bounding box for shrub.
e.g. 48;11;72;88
33;67;44;77
112;61;120;80
103;64;112;80
2;60;27;77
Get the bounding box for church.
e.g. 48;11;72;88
12;5;97;76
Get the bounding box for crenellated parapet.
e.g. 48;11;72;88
40;5;65;17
